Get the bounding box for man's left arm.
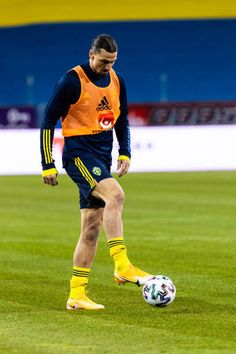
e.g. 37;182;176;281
114;74;131;177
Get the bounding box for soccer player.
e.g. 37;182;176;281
40;34;153;310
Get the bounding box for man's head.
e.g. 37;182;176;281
89;34;118;75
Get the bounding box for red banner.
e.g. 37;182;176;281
128;101;236;126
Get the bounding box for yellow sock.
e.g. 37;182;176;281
69;266;90;299
108;237;131;272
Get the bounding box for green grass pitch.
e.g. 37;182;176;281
0;172;236;354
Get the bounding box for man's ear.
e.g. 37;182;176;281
89;49;94;59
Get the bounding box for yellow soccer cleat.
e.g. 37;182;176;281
66;294;105;311
114;264;154;286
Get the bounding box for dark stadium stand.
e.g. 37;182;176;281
1;19;236;107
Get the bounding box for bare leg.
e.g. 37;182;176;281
92;178;124;240
73;207;103;267
66;207;105;310
91;178;153;286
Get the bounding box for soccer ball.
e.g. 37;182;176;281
142;275;176;307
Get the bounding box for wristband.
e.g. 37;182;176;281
118;155;130;161
42;168;58;177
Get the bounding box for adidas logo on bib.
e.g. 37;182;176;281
96;96;111;111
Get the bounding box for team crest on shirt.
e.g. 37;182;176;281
92;167;102;176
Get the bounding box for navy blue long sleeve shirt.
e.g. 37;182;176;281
40;62;131;170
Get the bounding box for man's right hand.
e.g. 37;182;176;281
42;168;58;186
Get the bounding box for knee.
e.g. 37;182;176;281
109;188;125;208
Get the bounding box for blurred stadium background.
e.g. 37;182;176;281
1;0;236;174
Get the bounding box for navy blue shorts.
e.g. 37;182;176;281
64;156;112;209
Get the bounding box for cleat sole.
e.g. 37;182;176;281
66;299;105;311
66;303;104;311
114;274;140;286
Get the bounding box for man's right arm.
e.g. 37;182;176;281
40;70;80;185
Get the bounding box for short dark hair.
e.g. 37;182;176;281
91;34;118;53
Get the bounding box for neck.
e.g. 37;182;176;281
89;59;97;74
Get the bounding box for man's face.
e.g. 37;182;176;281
89;48;117;75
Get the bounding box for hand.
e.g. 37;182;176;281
117;158;130;177
43;173;58;186
42;168;58;186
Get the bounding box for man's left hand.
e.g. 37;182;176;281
117;156;130;177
